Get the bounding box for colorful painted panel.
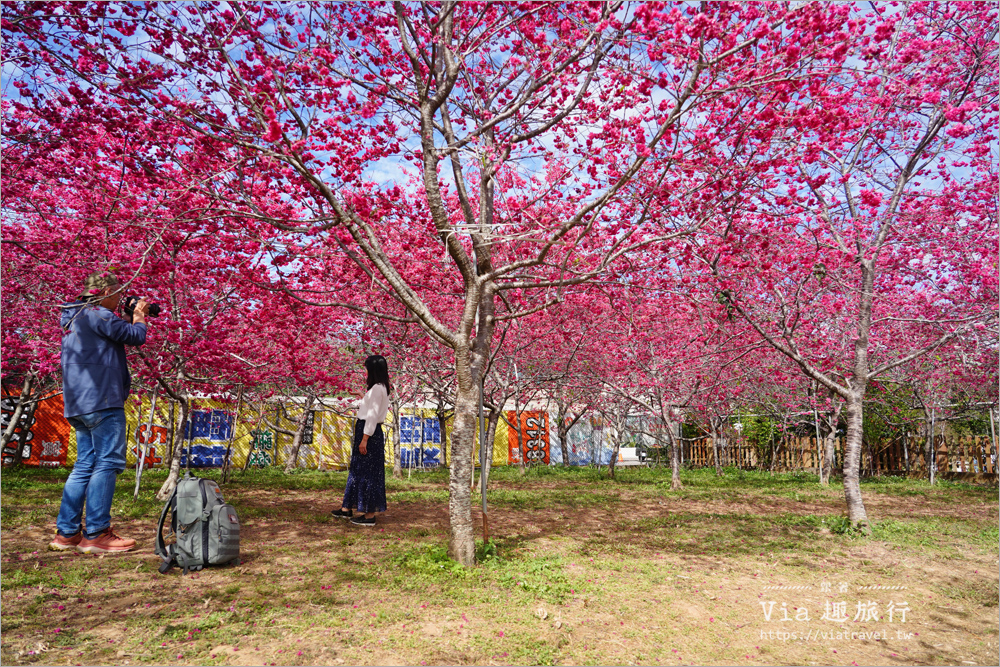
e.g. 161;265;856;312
506;411;550;465
399;411;442;468
1;393;71;467
548;417;594;466
565;416;612;465
132;423;169;468
124;393;171;468
245;429;274;468
180;405;235;468
185;408;234;441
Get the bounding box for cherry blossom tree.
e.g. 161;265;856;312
685;3;998;529
0;105;340;493
1;112;144;440
5;1;918;561
592;284;764;487
522;295;605;469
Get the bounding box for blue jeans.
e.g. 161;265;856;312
56;408;127;538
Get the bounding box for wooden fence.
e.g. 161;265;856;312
672;435;998;480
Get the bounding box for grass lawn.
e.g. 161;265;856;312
1;465;997;666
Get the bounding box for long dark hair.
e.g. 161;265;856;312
364;354;392;394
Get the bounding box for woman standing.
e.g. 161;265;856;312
332;355;391;526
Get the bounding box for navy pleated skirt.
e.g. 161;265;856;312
341;419;387;514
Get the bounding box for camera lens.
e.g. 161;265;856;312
122;295;160;318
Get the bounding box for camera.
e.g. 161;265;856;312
122;295;161;319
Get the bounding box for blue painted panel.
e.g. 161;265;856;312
180;444;228;468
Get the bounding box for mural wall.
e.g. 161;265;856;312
399;410;442;468
4;390;993;479
1;391;608;470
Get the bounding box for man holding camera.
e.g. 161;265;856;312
49;271;150;553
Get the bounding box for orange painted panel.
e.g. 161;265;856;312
506;410;550;465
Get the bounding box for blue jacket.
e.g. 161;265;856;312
60;301;147;418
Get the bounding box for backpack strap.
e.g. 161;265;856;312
199;479;211;568
155;486;178;574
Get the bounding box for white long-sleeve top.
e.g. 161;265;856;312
356;383;389;436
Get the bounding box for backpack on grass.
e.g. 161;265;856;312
155;471;240;575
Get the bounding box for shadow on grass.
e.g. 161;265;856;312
2;464;995;568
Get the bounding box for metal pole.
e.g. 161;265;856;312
480;374;488;544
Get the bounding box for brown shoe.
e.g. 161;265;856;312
78;527;136;553
48;531;83;551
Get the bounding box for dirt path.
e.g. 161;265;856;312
2;481;997;666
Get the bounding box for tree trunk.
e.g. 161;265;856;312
768;435;781;474
822;431;835;485
836;257;876;530
0;374;34;451
13;397;40;464
511;406;526;476
157;396;189;501
812;381;823;482
166;399;176;463
985;409;997;476
558;405;572;467
664;416;682;490
390;395;402;479
284;395;316;473
842;396;870;531
559;420;571;467
988;408;998;458
670;436;682;490
608;433;620;480
711;417;723;476
820;403;842;485
447;353;477;567
926;407;936;485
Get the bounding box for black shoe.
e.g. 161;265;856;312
350;514;376;527
331;508;353;519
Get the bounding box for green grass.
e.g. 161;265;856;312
388;489;450;503
2;462;997;666
3;464;994;553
